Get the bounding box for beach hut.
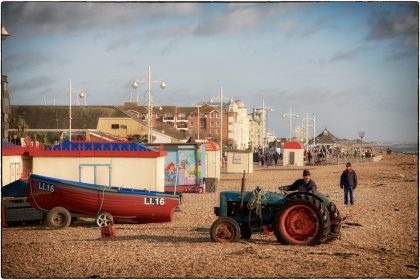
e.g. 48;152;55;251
225;149;254;174
30;142;167;192
1;141;32;186
204;141;220;180
149;142;208;193
283;141;304;167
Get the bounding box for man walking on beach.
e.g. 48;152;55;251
340;162;358;206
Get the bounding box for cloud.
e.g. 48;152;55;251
147;3;302;38
329;45;370;62
386;47;418;61
300;13;340;37
11;76;57;92
3;52;51;73
366;4;418;46
2;2;202;36
105;35;137;52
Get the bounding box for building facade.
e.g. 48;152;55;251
1;75;11;141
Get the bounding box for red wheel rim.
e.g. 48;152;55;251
214;222;237;242
281;204;320;244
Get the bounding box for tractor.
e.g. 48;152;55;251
210;173;342;245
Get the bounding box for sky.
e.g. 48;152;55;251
2;2;418;144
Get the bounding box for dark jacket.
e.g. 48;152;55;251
340;169;358;189
287;179;317;193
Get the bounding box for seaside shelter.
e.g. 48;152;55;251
283;141;304;167
30;142;167;192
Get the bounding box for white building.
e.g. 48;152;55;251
249;109;264;150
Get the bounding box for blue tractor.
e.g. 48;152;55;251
210;175;342;245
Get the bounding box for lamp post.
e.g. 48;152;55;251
220;87;223;164
302;113;315;150
192;105;202;140
260;99;273;150
313;113;316;148
132;66;166;143
358;131;365;162
282;107;299;141
68;79;86;142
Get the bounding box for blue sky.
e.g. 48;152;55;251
2;2;418;143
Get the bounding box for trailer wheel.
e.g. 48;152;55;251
326;201;342;242
46;207;72;229
210;217;240;242
96;212;113;227
274;193;330;245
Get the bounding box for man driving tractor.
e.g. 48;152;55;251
284;169;317;193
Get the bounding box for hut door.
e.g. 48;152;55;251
289;152;295;165
10;162;21;182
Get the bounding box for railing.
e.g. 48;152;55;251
44;141;157;152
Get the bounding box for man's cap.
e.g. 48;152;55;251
303;169;311;176
346;162;351;167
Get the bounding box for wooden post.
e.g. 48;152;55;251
240;170;246;210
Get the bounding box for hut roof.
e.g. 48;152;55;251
311;129;339;145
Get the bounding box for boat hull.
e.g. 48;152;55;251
28;174;181;223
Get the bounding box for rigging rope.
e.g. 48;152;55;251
247;186;266;228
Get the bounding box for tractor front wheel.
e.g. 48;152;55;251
210;217;241;242
274;193;331;245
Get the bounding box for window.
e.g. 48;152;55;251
210;129;214;134
111;124;119;129
216;121;220;127
178;113;187;120
210;121;214;127
210;112;214;118
216;129;220;134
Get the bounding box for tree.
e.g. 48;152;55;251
10;116;29;139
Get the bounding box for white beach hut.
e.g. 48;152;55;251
283;141;304;167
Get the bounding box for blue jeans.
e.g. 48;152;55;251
344;187;354;205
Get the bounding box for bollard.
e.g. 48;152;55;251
100;217;116;237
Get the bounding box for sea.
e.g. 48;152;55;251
374;145;419;154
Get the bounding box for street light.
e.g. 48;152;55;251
302;113;315;150
282;107;299;141
358;131;365;161
257;99;273;150
68;79;86;142
132;66;166;143
192;104;202;141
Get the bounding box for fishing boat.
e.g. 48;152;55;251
28;173;182;229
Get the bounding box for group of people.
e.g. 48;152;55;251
285;162;358;206
258;152;282;167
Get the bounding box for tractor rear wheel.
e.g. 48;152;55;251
274;193;331;245
210;217;241;242
326;201;342;242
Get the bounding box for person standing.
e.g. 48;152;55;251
340;162;358;206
